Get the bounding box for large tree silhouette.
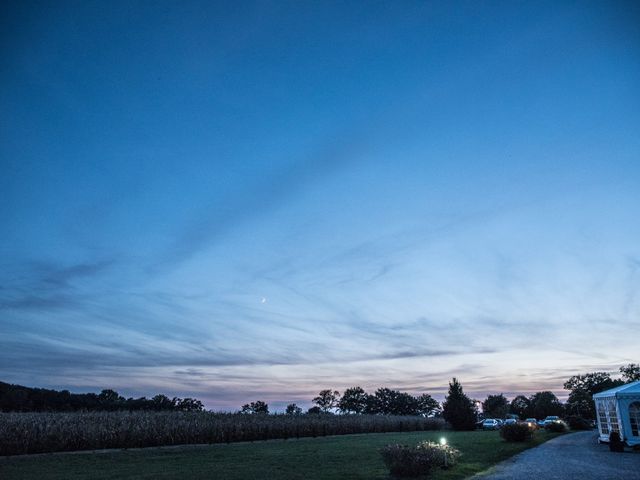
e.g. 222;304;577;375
442;378;477;430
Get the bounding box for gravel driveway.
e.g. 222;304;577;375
474;431;640;480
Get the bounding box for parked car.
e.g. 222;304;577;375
524;418;538;429
537;419;545;427
482;419;501;430
503;418;517;426
543;416;560;426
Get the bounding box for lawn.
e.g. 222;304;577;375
0;430;563;480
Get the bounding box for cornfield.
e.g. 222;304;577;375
0;411;446;455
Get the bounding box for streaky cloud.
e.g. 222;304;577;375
151;133;368;272
0;259;114;311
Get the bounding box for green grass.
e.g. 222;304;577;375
0;430;563;480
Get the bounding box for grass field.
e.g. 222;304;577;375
0;429;563;480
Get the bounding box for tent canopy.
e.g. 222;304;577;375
593;380;640;399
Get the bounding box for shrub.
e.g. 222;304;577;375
500;423;533;442
545;420;567;432
415;441;461;469
609;431;625;452
380;444;428;477
565;415;591;430
380;441;460;477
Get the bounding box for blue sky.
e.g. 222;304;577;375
1;1;639;410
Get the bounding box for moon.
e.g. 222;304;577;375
261;297;267;304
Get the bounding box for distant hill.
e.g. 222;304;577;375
0;381;204;412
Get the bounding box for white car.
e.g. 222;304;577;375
482;419;501;430
543;416;560;426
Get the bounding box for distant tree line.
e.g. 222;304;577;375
240;387;441;417
438;378;562;431
480;391;564;420
478;363;640;422
240;363;638;429
3;363;637;417
0;381;204;412
240;380;565;426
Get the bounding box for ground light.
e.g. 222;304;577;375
440;437;448;468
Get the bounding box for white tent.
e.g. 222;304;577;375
593;380;640;446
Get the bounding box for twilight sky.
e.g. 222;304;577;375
1;1;639;411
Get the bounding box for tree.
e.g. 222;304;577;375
98;389;120;403
563;372;624;419
442;378;478;430
98;389;125;410
151;394;176;411
564;388;593;419
620;363;640;382
528;391;563;419
371;388;409;415
240;400;269;414
98;389;121;407
363;393;380;415
509;395;530;419
482;394;509;419
416;394;441;417
564;372;624;396
385;391;419;416
313;390;340;413
176;398;204;412
307;406;322;414
338;387;368;414
285;403;302;415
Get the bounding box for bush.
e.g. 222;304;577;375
380;441;460;477
545;420;567;432
565;416;591;430
500;423;533;442
609;431;625;452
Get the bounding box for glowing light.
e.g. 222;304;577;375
440;437;447;446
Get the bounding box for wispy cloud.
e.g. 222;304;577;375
151;134;368;272
0;259;114;311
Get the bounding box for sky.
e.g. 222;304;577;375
1;1;639;411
